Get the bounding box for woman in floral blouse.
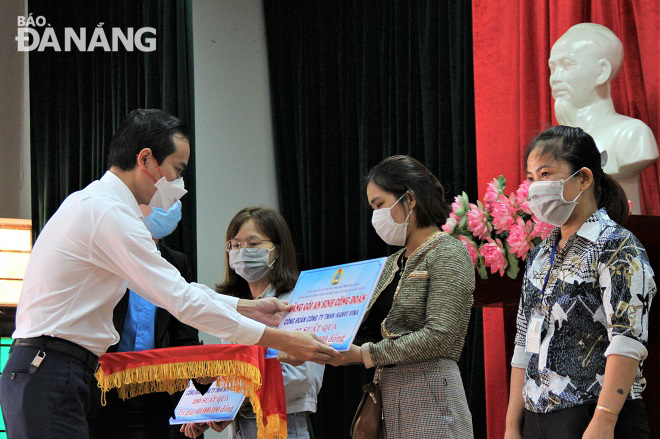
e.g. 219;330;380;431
504;126;655;439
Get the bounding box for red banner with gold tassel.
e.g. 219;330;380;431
95;344;287;439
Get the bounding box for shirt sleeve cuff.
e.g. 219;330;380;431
361;343;374;369
511;345;532;369
230;316;266;345
604;335;648;361
190;282;239;309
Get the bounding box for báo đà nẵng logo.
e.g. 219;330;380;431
15;13;156;52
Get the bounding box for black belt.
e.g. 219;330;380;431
12;336;99;371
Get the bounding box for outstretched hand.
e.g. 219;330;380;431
280;331;343;364
180;421;231;438
208;420;232;432
259;327;342;364
326;344;363;367
180;422;208;438
278;350;305;366
238;297;291;327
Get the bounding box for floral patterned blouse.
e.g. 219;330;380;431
512;209;656;413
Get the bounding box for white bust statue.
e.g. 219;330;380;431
549;23;658;214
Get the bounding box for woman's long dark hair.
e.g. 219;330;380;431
366;155;450;228
525;125;629;225
216;207;299;299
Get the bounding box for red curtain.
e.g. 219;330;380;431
473;0;659;213
473;1;659;438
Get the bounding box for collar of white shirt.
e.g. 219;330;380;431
100;170;144;219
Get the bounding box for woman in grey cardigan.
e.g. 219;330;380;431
332;155;475;439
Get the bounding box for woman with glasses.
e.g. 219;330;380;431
323;155;475;438
181;207;324;439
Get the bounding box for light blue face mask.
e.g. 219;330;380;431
143;200;182;239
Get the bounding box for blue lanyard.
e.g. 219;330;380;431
537;242;558;309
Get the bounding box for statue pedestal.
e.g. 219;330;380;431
475;214;660;438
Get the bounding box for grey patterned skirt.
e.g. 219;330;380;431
378;357;473;439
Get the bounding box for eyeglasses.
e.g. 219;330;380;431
225;238;274;252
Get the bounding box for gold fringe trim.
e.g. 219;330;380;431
95;359;286;438
263;414;288;439
95;360;261;404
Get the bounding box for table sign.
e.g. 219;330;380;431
169;380;246;425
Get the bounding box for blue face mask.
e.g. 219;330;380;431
143;200;182;239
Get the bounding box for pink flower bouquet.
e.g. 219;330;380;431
443;176;555;279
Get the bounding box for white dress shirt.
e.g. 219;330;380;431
13;171;265;356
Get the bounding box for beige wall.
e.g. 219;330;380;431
0;0;30;220
193;0;278;293
192;1;277;436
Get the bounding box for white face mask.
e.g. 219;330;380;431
371;193;412;246
228;248;276;283
528;169;583;227
149;176;187;211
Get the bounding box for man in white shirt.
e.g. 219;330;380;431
0;109;338;439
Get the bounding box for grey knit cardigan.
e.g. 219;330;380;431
356;231;475;366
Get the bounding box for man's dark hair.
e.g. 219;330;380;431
107;109;190;171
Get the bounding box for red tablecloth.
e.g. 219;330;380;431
96;344;287;439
